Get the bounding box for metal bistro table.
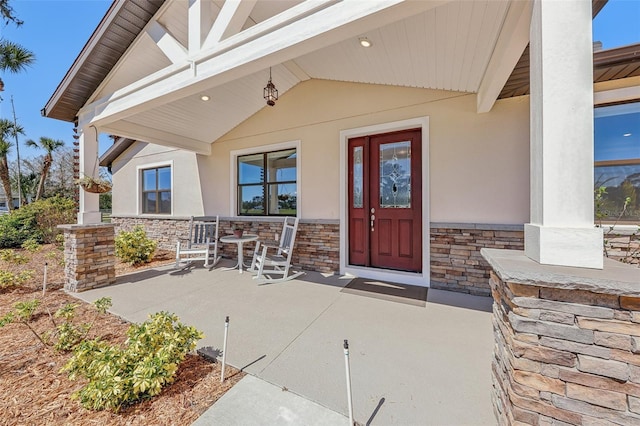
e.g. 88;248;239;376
219;234;258;273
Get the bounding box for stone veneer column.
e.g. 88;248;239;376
59;224;116;292
482;248;640;425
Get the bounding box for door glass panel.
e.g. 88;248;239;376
353;146;363;208
380;141;411;208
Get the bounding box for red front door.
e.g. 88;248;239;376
348;129;422;272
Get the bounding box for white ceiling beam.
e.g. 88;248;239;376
476;0;533;113
188;0;217;54
146;20;188;64
283;60;311;82
101;121;212;155
204;0;257;49
88;0;449;128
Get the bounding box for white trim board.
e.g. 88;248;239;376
339;116;430;288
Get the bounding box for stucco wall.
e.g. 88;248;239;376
111;142;203;217
201;79;530;223
111;79;530;224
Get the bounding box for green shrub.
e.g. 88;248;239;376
21;239;41;252
0;196;76;248
0;270;33;289
28;196;76;244
0;209;37;248
115;226;157;265
52;297;112;351
63;312;203;411
55;233;65;250
0;297;112;350
0;249;29;264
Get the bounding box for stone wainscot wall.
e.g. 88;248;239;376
110;217;636;295
482;248;640;425
430;223;524;296
111;216;339;274
112;217;525;292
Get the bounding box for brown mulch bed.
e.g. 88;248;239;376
0;244;244;425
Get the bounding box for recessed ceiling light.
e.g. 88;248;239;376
200;95;210;101
623;133;632;137
359;37;372;48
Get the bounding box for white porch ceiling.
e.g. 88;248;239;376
95;0;516;153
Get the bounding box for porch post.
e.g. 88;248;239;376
78;125;102;224
524;0;603;269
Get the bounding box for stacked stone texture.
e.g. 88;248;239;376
430;226;524;296
490;272;640;425
111;216;190;251
606;232;640;266
61;224;116;292
112;217;339;273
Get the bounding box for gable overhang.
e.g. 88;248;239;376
47;0;627;158
82;0;454;131
44;0;164;123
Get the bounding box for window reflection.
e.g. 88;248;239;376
594;102;640;221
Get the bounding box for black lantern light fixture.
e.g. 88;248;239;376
263;67;278;106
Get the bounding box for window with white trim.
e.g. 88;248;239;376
141;166;171;214
237;148;297;216
594;101;640;221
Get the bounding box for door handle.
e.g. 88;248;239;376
370;208;375;231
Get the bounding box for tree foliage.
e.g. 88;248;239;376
25;137;65;201
0;0;23;26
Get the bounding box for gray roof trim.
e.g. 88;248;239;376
99;137;136;167
43;0;164;122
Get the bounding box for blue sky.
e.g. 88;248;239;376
1;0;111;160
0;0;639;162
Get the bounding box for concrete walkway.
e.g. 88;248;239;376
73;261;496;425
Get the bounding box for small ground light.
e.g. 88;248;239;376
201;95;210;101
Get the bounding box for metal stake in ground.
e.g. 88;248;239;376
221;316;229;383
42;262;48;296
344;339;354;425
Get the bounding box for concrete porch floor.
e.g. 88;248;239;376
73;261;496;425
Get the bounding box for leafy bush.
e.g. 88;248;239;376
0;196;76;248
0;249;29;264
21;238;41;252
63;312;203;411
52;297;112;351
0;270;33;289
0;297;112;349
115;226;157;265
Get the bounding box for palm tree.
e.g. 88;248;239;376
0;40;34;90
0;117;23;211
25;137;65;200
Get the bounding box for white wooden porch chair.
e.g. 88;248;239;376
250;217;304;283
175;216;221;268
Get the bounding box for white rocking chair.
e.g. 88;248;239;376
250;217;304;283
175;216;221;268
